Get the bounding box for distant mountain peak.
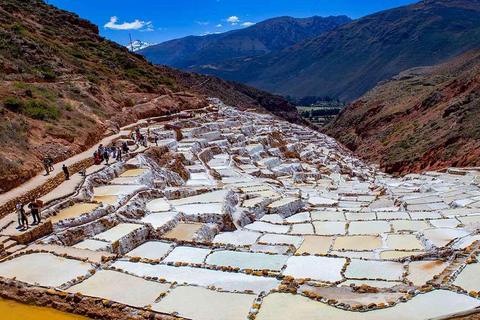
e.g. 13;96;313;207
128;40;158;52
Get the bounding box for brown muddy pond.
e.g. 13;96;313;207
0;297;90;320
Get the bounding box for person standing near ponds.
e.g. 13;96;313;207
62;164;70;180
104;148;110;165
42;157;50;176
28;199;42;225
16;203;29;231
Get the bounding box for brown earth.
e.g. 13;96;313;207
326;49;480;175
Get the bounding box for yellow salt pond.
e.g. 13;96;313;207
0;297;89;320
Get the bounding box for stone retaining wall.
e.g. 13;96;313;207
0;158;94;220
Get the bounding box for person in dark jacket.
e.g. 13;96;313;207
62;164;70;180
28;199;41;225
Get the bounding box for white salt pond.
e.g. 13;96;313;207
72;239;109;251
112;261;280;293
94;223;143;242
163;246;211;264
152;285;254;320
126;241;173;260
206;250;287;271
93;185;147;196
345;260;404;280
213;230;262;246
283;256;346;282
0;253;91;287
146;198;171;212
256;290;480;320
67;270;169;308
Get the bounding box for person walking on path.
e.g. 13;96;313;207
104;149;110;165
19;203;28;231
122;141;129;154
155;135;158;146
29;199;42;225
62;164;70;180
42;157;50;176
16;203;26;230
116;144;122;161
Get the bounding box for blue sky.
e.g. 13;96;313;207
48;0;418;46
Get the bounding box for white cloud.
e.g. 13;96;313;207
241;22;255;27
226;16;240;25
104;16;153;31
215;24;222;28
196;21;210;25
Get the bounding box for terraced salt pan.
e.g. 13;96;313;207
283;256;346;282
380;251;425;259
296;236;333;254
250;243;291;254
386;234;424;250
146;198;171;212
206;250;287;271
51;203;99;223
313;221;346;235
67;270;169;308
92;195;118;205
164;223;202;241
307;197;338;207
345;260;404;280
169;190;227;206
345;212;376;221
423;228;470;247
242;197;266;208
407;261;447;286
174;202;224;216
330;251;375;259
258;234;304;248
93;185;146;196
429;218;460;228
311;210;345;221
453;263;480;292
72;239;109;251
285;212;311;223
290;223;315;234
244;221;290;233
213;230;262;246
112;261;280;293
391;220;429;232
376;211;409;220
256;291;480;320
94;223;143;242
333;235;382;251
163;246;211;264
119;168;148;177
0;253;91;287
151;286;254;320
260;214;284;224
141;212;177;229
126;241;173;260
348;221;390;235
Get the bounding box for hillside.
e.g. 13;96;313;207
139;15;351;68
326;48;480;175
159;65;304;125
0;0;264;194
192;0;480;102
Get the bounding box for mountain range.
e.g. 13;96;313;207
326;47;480;173
142;0;480;102
139;15;351;69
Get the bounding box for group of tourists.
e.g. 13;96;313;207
133;127;148;147
93;142;129;165
15;199;43;231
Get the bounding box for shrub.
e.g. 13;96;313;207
72;51;87;59
3;96;24;111
87;74;100;84
24;99;60;121
63;103;74;111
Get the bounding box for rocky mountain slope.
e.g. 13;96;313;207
139;15;351;69
0;0;299;193
193;0;480;102
326;48;480;175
